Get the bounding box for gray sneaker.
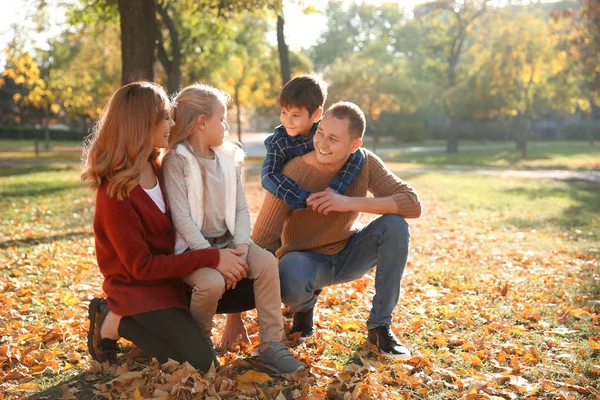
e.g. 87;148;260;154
258;342;305;375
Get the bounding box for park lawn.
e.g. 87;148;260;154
0;165;598;399
0;139;83;164
382;141;600;171
0;139;84;150
0;140;84;163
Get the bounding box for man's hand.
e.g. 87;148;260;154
219;313;250;351
216;248;248;289
307;190;353;215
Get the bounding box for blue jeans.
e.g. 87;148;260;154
278;214;410;330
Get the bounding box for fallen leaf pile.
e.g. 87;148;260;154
0;168;598;399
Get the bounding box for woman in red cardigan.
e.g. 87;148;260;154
81;82;252;371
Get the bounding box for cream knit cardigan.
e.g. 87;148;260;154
173;140;245;255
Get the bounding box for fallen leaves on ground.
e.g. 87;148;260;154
0;170;599;399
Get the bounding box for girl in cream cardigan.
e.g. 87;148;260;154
162;84;304;375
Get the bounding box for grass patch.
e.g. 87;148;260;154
382;141;600;170
0;139;84;163
0;139;84;151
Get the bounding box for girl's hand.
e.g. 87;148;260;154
234;243;250;263
219;313;250;351
225;277;238;290
216;249;248;284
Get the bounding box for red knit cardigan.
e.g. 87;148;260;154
93;164;220;316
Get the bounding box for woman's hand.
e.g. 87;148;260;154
217;249;248;289
219;313;250;351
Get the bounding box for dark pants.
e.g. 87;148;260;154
118;278;255;372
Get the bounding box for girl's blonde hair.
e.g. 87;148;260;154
167;83;230;150
81;81;169;199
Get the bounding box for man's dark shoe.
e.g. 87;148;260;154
289;308;315;340
87;298;118;364
367;326;411;359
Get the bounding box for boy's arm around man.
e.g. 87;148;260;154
261;126;313;210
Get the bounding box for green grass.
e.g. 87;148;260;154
0;139;84;150
0;164;93;251
362;138;489;149
0;139;84;163
382;141;600;170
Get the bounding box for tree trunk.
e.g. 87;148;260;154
586;113;594;145
81;115;88;136
514;114;523;150
277;15;291;85
34;130;40;158
446;119;459;153
520;118;528;158
235;86;242;143
43;107;51;151
118;0;157;85
157;3;181;94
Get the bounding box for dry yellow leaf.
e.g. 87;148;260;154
15;382;41;390
237;370;272;384
133;388;144;400
237;382;255;391
63;292;79;306
341;322;361;331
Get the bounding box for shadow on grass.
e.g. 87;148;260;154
386;144;600;169
0;230;93;249
0;164;74;178
24;370;105;400
1;182;83;198
502;181;600;233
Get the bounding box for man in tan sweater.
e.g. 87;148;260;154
252;101;422;358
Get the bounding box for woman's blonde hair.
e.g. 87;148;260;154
81;81;169;199
167;83;230;150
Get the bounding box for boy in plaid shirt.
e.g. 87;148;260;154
261;74;365;210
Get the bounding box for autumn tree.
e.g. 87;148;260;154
0;47;60;153
44;24;121;132
214;13;280;142
311;2;415;150
416;0;489;153
464;7;570;156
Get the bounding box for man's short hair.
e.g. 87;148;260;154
325;102;366;139
279;74;328;116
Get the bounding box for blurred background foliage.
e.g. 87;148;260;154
0;0;599;155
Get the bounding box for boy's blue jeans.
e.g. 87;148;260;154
278;215;410;330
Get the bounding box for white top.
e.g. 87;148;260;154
143;180;166;213
195;155;228;238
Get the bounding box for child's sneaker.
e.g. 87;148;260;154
258;342;305;375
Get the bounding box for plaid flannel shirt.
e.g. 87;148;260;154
261;123;365;209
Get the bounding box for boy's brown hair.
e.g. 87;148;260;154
279;74;328;115
326;101;366;139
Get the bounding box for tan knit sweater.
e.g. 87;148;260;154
251;149;422;258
